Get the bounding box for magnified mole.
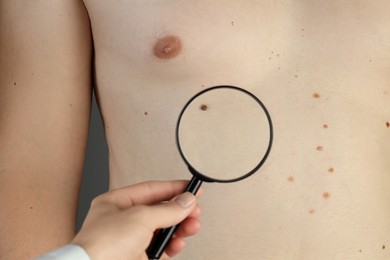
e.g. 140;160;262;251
153;35;182;59
200;104;208;111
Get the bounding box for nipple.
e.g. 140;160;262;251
153;35;182;59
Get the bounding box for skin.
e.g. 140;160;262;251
1;0;390;259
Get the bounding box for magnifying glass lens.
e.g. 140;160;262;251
178;87;272;181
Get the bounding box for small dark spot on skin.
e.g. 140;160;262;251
309;209;315;214
278;67;281;70
13;82;16;86
276;53;280;57
359;249;362;253
386;122;389;128
294;75;298;78
287;176;295;182
316;146;323;151
313;93;320;98
323;124;328;128
30;206;33;209
369;60;372;62
323;192;330;199
231;21;234;26
268;57;272;60
200;104;208;111
69;104;72;107
328;167;334;173
201;85;205;88
153;35;182;60
383;245;386;250
144;112;148;116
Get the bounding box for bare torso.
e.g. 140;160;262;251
82;1;390;259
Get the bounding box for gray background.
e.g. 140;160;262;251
76;92;109;230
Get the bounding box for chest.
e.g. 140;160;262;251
83;1;389;91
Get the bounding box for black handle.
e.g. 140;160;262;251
147;176;203;260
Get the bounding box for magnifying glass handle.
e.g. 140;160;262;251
147;176;203;260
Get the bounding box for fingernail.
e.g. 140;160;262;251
175;192;195;208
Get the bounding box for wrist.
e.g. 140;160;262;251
33;244;90;260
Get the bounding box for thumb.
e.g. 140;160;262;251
142;192;196;230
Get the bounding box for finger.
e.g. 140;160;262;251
108;180;190;208
188;204;201;218
138;192;197;230
163;237;186;258
173;217;201;238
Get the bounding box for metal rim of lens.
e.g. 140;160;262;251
176;85;274;183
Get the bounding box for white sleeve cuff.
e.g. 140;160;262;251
34;244;90;260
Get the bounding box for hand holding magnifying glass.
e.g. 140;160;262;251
147;85;273;259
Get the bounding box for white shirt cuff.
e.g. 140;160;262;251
34;244;90;260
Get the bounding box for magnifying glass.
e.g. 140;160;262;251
147;85;273;259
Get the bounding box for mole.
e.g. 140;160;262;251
316;146;323;151
153;35;182;60
386;122;389;128
383;245;386;250
313;93;320;98
144;111;148;116
200;104;208;111
13;82;16;86
323;124;328;128
323;192;330;199
309;209;315;214
29;206;33;209
328;167;334;173
287;176;295;182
